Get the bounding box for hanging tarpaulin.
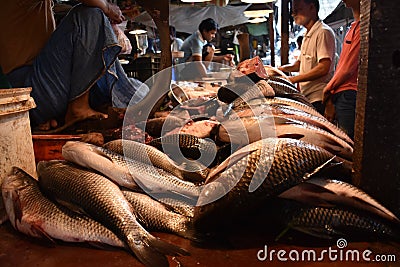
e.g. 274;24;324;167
210;0;229;7
133;4;250;33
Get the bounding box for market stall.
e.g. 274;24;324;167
1;1;399;267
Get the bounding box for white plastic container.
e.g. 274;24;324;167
0;88;37;182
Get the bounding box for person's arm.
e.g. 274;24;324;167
278;60;300;73
78;0;124;24
191;54;208;77
289;58;332;84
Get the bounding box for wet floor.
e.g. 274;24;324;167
1;221;399;267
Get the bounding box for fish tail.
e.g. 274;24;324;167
176;219;207;243
127;234;189;267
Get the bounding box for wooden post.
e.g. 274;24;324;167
268;12;275;66
353;0;400;217
280;0;290;65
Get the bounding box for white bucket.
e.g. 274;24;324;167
0;88;37;182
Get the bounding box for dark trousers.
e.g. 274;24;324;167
333;90;357;140
312;101;325;116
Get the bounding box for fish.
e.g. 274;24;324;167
165;119;220;139
103;139;208;183
1;167;125;248
269;104;354;145
37;160;189;267
217;116;353;161
62;141;201;200
194;138;347;229
148;134;218;169
229;103;353;146
62;141;138;190
267;76;296;89
302;178;399;222
140;116;185;137
121;190;198;241
261;97;325;119
267;80;313;107
276;199;400;241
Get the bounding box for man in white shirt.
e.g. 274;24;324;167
279;0;336;115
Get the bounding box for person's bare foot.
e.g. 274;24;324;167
64;90;108;126
36;119;58;131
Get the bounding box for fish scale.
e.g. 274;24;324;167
37;160;188;267
194;138;338;227
283;203;400;240
1;167;125;248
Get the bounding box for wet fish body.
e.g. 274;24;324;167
62;141;137;190
1;167;124;248
103;139;207;182
37;160;188;267
279;200;400;241
62;141;201;199
217;116;353;161
121;190;198;241
195;138;343;228
149;134;218;168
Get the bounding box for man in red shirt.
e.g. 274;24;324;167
323;0;361;139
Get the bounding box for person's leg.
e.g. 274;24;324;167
333;90;357;139
28;5;121;127
312;101;325;115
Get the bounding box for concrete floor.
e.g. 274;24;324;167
1;221;399;267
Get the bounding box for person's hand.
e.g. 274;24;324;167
223;54;235;67
322;86;331;104
112;24;132;54
324;97;336;122
106;3;125;24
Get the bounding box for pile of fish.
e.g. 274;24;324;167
1;59;399;266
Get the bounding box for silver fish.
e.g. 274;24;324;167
1;167;125;248
217;116;353;161
195;138;347;228
104;139;208;182
121;190;198;241
277;200;400;241
37;160;189;267
62;141;201;199
304;178;399;222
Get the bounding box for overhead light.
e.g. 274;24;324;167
241;0;275;3
128;22;147;35
244;3;273;18
129;29;147;35
248;17;268;23
244;9;273;17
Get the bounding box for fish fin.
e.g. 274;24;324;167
278;183;337;208
302;156;337;180
90;146;115;163
288;224;339;239
274;116;301;125
53;198;88;216
130;235;189;267
274;226;291;241
179;219;208;243
30;224;57;244
277;133;305;139
206;148;257;183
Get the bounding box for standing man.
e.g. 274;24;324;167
323;0;360;139
279;0;336;115
179;18;234;80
